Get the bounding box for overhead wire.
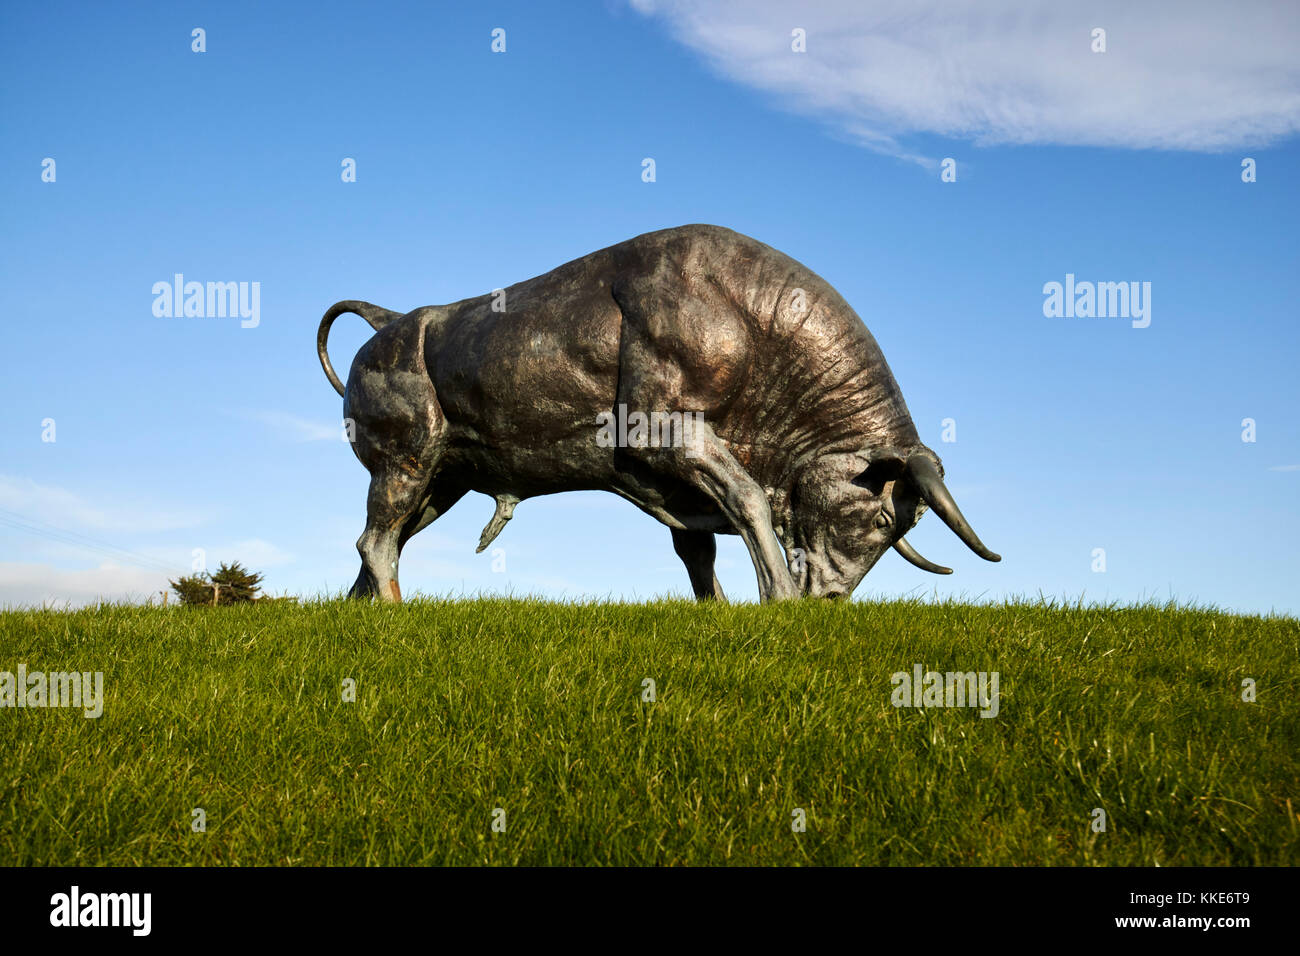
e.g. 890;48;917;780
0;507;187;577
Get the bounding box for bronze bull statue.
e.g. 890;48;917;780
317;224;1000;602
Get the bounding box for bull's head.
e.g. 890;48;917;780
785;446;1000;599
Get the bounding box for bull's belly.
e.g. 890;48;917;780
442;428;617;498
439;426;730;533
431;349;619;496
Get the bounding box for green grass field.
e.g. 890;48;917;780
1;598;1296;865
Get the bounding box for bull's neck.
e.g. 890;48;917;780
724;391;919;515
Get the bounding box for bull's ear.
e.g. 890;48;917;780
852;446;907;494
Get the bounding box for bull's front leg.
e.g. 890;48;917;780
630;421;798;602
671;528;726;601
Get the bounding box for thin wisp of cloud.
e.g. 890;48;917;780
630;0;1300;163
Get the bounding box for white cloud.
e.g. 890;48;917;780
0;475;206;533
0;561;171;609
630;0;1300;162
1268;464;1300;472
0;473;296;602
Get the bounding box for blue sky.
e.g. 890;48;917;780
2;0;1297;613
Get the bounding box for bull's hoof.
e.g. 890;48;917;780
763;579;801;602
348;569;376;600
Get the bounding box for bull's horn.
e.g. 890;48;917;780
906;455;1001;562
893;538;952;574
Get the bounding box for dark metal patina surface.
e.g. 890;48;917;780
318;224;1000;602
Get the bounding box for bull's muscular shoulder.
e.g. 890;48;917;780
599;225;913;456
660;225;913;443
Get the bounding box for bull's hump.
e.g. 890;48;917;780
628;224;900;382
640;226;917;456
608;225;912;418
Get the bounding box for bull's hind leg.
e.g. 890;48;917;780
350;467;429;602
671;528;726;601
344;313;448;602
400;482;468;555
349;479;466;598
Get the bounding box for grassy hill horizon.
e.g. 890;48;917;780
2;597;1296;865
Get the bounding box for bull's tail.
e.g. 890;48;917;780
317;300;403;397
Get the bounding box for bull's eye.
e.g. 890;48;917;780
873;511;891;531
